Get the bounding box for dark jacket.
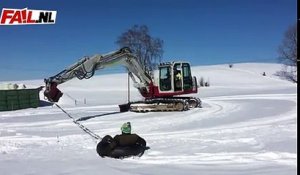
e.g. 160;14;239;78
113;133;146;147
96;134;146;157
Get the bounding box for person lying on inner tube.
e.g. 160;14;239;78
97;122;147;158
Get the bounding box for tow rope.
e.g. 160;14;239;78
54;103;102;140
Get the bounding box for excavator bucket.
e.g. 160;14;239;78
44;82;63;102
119;103;131;112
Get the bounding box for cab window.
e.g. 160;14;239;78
182;63;192;90
159;66;171;91
182;64;191;78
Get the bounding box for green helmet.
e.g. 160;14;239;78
121;122;131;134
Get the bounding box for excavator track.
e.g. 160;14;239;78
179;97;202;108
128;97;201;113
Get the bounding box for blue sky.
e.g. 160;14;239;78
0;0;296;81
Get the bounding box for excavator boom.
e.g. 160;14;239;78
44;47;152;102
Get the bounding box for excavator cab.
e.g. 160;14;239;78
158;62;197;94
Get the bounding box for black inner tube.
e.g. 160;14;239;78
96;140;150;159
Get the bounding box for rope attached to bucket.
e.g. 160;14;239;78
54;103;102;140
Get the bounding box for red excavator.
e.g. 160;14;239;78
44;47;201;112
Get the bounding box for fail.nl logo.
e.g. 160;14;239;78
0;8;57;25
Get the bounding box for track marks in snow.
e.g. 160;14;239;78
129;92;297;169
132;151;296;167
0;91;296;174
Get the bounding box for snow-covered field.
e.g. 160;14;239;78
0;63;297;175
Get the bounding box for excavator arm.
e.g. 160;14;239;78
44;47;152;102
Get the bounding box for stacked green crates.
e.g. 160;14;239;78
18;90;30;109
29;89;40;107
0;88;41;111
0;90;7;111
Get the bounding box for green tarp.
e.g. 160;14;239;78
0;87;41;111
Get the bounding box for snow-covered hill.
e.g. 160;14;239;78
0;63;297;175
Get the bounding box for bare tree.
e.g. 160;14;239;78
278;24;297;83
116;25;164;71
